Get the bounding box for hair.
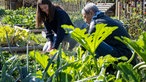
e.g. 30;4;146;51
36;0;62;28
81;2;99;15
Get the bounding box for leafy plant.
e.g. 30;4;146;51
0;25;40;47
116;62;141;82
1;7;36;29
0;9;6;17
0;52;34;82
0;25;28;46
120;4;146;39
116;31;146;82
1;23;144;82
116;32;146;63
62;23;118;55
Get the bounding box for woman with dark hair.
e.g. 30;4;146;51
36;0;77;52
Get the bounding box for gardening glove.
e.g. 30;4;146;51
43;41;54;52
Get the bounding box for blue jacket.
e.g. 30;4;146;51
89;12;132;59
44;8;73;49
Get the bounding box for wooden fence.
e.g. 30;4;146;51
0;0;85;13
1;0;145;18
0;0;6;9
53;1;85;13
115;0;146;20
0;0;114;12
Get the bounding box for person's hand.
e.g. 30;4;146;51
43;41;53;52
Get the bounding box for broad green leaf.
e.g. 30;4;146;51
117;62;141;82
31;70;43;79
62;24;118;55
116;32;146;62
97;55;118;68
29;51;55;76
29;51;48;68
92;24;117;53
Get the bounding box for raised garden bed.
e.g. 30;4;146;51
30;28;44;34
1;45;43;52
14;25;44;34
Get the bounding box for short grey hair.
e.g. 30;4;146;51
82;3;99;14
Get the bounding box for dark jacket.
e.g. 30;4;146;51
44;8;73;49
89;12;132;59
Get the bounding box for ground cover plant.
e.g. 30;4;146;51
0;24;41;47
0;7;84;29
0;25;29;47
1;7;36;29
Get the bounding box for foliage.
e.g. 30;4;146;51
62;23;118;55
120;4;146;39
0;25;40;47
32;34;47;45
0;9;6;17
0;25;28;46
116;32;146;63
116;62;141;82
1;7;36;29
29;47;126;81
116;32;146;82
69;12;83;24
0;50;44;82
0;24;145;82
28;46;141;82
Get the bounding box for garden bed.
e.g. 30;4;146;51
30;28;44;34
1;45;43;52
14;26;44;34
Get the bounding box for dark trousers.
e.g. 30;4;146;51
95;41;136;65
95;41;113;58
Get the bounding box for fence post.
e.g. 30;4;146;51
115;0;118;17
142;0;144;17
117;1;120;20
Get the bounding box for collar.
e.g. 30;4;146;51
92;11;103;20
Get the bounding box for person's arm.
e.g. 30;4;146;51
43;23;54;52
88;21;96;34
52;10;73;49
44;22;54;42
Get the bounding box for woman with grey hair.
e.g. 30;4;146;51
81;3;136;65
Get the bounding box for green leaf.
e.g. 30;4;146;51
117;62;141;82
116;32;146;62
61;25;74;33
106;75;116;82
62;24;118;55
29;51;55;76
31;70;43;79
97;55;118;68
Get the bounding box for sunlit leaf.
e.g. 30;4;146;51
116;32;146;62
